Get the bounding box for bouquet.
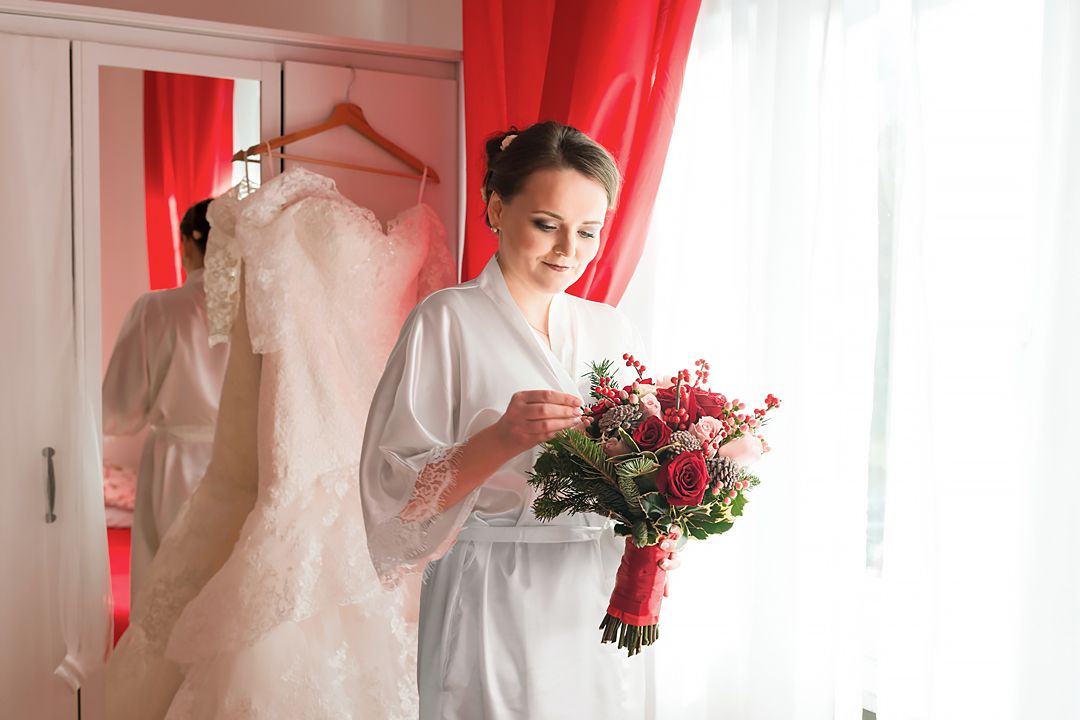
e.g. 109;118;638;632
529;354;780;656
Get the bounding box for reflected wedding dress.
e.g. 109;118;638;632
105;167;454;720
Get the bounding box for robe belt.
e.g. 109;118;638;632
456;524;606;544
149;424;216;442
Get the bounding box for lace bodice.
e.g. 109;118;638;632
205;167;455;354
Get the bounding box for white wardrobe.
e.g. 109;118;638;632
0;3;462;718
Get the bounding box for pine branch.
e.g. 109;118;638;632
557;428;620;488
583;359;617;401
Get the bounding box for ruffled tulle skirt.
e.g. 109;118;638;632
164;464;418;720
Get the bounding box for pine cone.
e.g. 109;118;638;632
599;403;643;435
669;430;703;454
707;455;740;494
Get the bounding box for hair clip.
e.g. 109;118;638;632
500;134;518;151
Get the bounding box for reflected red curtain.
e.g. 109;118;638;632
144;72;234;290
462;0;701;304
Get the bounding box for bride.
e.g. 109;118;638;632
360;120;673;720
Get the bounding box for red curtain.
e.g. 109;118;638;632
144;72;234;290
462;0;701;305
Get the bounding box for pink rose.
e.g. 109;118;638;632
715;433;764;467
603;437;632;457
690;416;723;446
639;392;662;418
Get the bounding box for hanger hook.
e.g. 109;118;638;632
417;166;429;206
345;67;357;103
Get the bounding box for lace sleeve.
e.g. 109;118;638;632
398;445;464;523
359;296;484;587
366;444;481;588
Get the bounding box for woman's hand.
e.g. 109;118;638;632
659;525;683;596
419;391;584;516
658;525;683;571
493;390;585;455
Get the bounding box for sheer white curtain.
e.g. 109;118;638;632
1018;2;1080;716
622;1;877;717
876;1;1080;718
621;0;1080;717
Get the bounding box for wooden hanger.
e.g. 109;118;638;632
233;103;440;184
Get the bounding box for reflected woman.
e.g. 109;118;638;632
103;199;228;602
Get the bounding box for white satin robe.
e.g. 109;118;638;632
102;269;228;600
360;256;653;720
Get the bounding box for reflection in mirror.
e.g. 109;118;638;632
98;67;260;645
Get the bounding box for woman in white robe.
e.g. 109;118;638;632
360;121;659;719
103;199;228;601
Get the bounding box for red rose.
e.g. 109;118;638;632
656;386;698;423
657;451;709;506
632;415;672;451
693;389;728;419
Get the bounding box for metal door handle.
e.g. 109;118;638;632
43;447;57;523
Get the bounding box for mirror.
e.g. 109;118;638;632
97;66;261;646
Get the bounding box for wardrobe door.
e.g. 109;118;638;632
0;31;80;720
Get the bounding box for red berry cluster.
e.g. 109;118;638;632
693;358;710;387
748;393;782;425
663;381;694;430
663;405;691;431
595;379;622;404
586;373;637;427
621;353;647;379
673;369;692;385
717;398;751;438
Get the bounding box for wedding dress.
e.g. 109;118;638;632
105;167;455;720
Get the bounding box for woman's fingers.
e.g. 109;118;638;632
522;402;583;421
516;389;583;408
527;416;586;437
499;390;588;450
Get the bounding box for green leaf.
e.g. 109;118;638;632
695;519;735;535
685;523;709;540
617;427;641;454
638;492;669;519
682;512;735;539
731;492;748;517
632;520;649;547
532;451;558;477
617;475;642;506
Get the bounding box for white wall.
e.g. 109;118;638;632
41;0;463;49
98;66;148;470
405;0;462;50
98;65;147;378
232;77;261;188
